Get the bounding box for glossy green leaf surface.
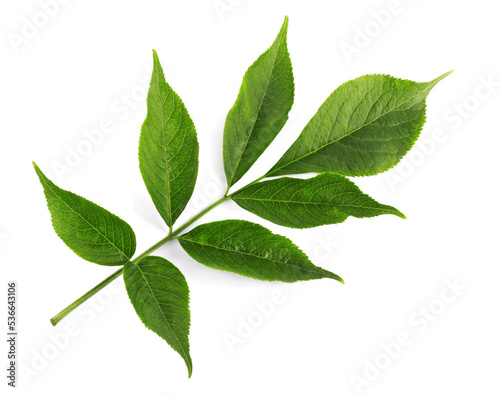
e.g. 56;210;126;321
232;173;405;228
33;163;136;266
33;15;453;378
124;256;192;377
266;72;452;178
178;220;343;283
139;50;199;229
223;16;294;188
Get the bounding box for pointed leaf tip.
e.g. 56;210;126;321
266;73;448;178
438;69;454;80
222;14;294;188
152;49;159;64
33;164;137;265
139;50;199;228
282;15;289;29
232;173;406;228
429;69;454;88
32;161;42;176
124;257;192;378
178;220;343;284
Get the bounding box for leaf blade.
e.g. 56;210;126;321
232;173;404;228
124;256;192;377
33;163;136;266
139;50;199;229
266;71;452;178
178;220;343;283
223;16;294;188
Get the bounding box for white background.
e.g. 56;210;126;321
1;0;499;394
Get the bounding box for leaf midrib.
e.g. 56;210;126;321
133;263;191;369
269;81;431;175
228;32;287;187
180;237;326;276
232;195;396;213
40;176;129;261
153;61;173;228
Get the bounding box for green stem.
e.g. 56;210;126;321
171;195;230;236
50;195;231;326
51;170;272;327
50;267;124;326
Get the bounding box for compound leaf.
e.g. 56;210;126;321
33;163;136;266
266;71;452;178
139;50;199;229
232;173;405;228
124;256;192;377
178;220;343;283
223;16;294;189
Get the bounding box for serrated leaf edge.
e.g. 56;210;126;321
266;70;453;178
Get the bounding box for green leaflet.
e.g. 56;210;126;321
33;16;452;379
139;50;199;229
33;163;136;266
266;71;452;178
178;220;343;283
223;16;294;189
124;256;192;377
232;173;405;229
